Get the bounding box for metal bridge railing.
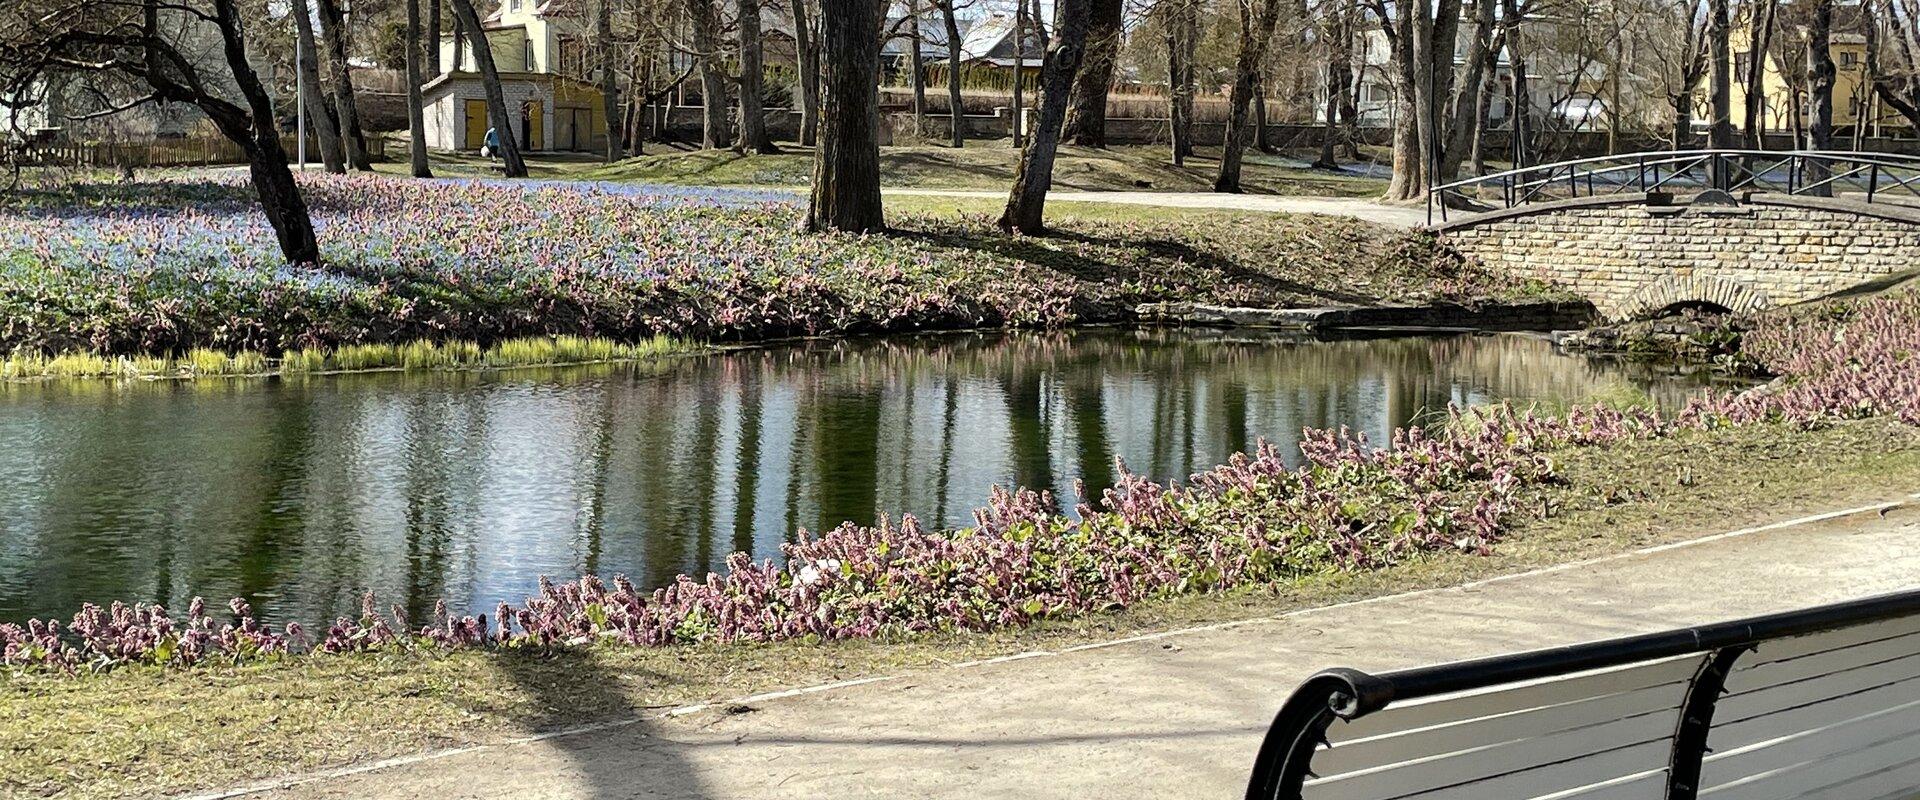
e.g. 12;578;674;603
1427;149;1920;226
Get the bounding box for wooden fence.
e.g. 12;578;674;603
5;135;385;169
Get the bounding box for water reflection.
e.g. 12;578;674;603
0;330;1725;626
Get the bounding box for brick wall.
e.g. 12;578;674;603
1438;194;1920;319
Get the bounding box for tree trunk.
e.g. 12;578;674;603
292;0;347;173
1165;0;1197;164
205;0;322;264
406;0;433;177
1062;0;1122;146
736;0;778;152
1741;0;1776;148
426;0;441;75
939;0;965;147
1313;2;1351;169
1381;0;1421;200
1439;0;1495;179
999;0;1093;232
599;0;622;161
1806;0;1834;193
806;0;884;232
1707;0;1733;151
1503;0;1530;171
792;0;821;145
1254;78;1272;153
690;0;732;148
909;11;929;139
1011;0;1026;146
450;0;528;176
315;0;372;170
1215;0;1282;193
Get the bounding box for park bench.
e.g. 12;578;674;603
1246;587;1920;800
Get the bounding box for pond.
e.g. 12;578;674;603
0;329;1728;627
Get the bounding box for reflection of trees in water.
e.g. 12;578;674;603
0;332;1723;625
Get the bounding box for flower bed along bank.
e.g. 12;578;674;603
6;287;1917;674
0;175;1505;358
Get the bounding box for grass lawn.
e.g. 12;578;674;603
7;417;1918;799
375;142;1391;197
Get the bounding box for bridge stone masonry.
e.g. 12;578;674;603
1427;151;1920;320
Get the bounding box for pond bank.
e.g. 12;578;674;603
9;417;1920;799
1135;298;1597;332
0;176;1521;361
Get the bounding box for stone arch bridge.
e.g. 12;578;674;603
1428;150;1920;320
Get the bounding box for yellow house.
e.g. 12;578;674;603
1702;17;1910;137
420;0;609;152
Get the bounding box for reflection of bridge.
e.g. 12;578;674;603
1428;151;1920;320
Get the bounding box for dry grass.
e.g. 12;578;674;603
6;419;1920;799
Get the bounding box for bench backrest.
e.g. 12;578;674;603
1246;589;1920;800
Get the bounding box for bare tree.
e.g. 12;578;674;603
1062;0;1123;146
1313;0;1346;168
598;0;622;160
806;0;883;231
1437;0;1494;179
736;0;778;151
1707;0;1734;152
1866;0;1920;131
1369;0;1462;200
449;0;527;175
1740;0;1777;147
1163;0;1198;164
1657;0;1709;147
907;3;929;138
791;0;821;144
292;0;347;172
1;0;319;261
934;0;964;146
1803;0;1833;191
426;0;441;73
1000;0;1093;232
1215;0;1283;192
406;0;432;176
316;0;372;169
687;0;731;147
1011;0;1027;146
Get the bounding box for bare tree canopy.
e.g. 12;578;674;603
1;0;321;262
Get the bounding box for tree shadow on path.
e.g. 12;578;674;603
487;649;714;800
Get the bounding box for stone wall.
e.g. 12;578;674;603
1437;194;1920;320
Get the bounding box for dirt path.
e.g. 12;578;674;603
883;188;1432;228
205;495;1920;800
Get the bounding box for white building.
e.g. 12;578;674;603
422;0;608;152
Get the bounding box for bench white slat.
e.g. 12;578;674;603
1334;654;1704;741
1701;727;1920;800
1789;740;1920;794
1728;631;1920;696
1743;616;1920;667
1716;655;1920;732
1304;720;1675;800
1700;698;1920;798
1859;761;1920;800
1531;770;1668;800
1395;739;1673;800
1315;680;1688;778
1710;674;1920;755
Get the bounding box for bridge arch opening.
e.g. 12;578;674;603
1615;276;1771;322
1648;300;1735;318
